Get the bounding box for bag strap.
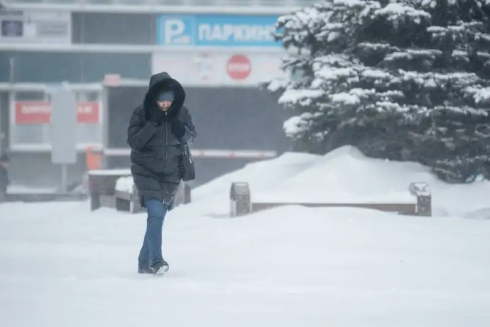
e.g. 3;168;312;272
178;138;190;156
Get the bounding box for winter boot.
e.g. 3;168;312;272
151;260;169;275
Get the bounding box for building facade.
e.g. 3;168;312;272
0;1;307;188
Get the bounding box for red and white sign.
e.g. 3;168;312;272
226;55;252;80
77;102;100;123
15;101;100;124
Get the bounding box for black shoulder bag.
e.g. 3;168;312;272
179;141;195;181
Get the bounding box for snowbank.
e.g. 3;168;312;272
178;145;490;217
193;151;319;201
180;152;320;217
258;146;428;203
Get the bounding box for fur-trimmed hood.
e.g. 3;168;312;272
143;72;186;120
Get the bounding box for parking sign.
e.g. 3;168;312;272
157;14;281;47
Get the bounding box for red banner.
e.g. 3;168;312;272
15;101;100;124
76;102;100;123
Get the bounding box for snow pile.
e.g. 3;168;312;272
192;152;319;201
115;176;134;194
257;146;429;204
179;145;490;218
266;147;490;216
179;152;319;217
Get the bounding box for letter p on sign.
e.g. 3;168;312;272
165;19;185;44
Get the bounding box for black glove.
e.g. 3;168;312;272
170;118;185;139
149;108;163;126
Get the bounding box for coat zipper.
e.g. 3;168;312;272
164;112;168;160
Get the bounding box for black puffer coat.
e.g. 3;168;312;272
127;72;196;209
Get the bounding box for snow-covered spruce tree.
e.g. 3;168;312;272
263;0;490;182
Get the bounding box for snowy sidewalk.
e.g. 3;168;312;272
0;201;489;327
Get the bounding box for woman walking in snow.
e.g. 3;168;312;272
127;72;196;275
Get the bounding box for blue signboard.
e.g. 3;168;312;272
157;14;281;47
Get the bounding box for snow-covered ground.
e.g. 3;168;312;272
1;202;489;326
182;146;490;218
1;146;490;326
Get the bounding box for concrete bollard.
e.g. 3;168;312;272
230;182;252;217
408;182;431;216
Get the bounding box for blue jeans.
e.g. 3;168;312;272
138;199;168;268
